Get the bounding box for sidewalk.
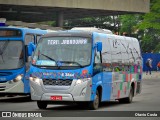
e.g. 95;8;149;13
142;71;160;79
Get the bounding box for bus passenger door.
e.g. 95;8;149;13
24;34;35;68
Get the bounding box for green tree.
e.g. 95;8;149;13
137;0;160;53
120;14;142;36
64;16;120;33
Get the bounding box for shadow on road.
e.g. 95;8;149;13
99;101;122;109
0;96;32;103
41;101;122;111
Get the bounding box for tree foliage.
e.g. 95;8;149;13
120;14;142;36
137;0;160;53
64;16;120;33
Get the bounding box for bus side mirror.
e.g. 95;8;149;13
28;42;36;56
97;42;102;52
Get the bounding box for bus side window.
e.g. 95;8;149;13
25;34;35;45
93;50;102;75
95;51;101;63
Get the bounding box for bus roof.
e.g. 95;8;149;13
0;26;57;34
71;27;113;34
42;30;92;38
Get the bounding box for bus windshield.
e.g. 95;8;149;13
0;41;24;70
32;37;92;68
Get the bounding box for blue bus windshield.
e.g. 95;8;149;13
32;37;92;68
0;40;24;70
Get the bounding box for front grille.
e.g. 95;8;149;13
0;86;5;91
0;89;5;91
0;86;5;88
43;79;72;86
0;81;7;83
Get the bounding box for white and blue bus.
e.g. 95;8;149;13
28;27;142;109
0;21;50;95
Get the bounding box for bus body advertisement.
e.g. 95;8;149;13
27;29;142;109
0;25;49;95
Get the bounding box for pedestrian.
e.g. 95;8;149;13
146;58;152;75
157;61;160;71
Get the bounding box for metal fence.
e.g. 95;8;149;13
142;53;160;71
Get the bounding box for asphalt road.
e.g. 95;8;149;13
0;77;160;120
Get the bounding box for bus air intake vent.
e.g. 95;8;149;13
43;79;72;86
0;86;6;91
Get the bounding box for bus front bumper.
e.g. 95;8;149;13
0;80;24;93
30;78;92;102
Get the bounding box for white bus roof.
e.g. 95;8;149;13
71;27;113;34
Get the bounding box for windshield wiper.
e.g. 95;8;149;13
40;53;59;67
59;61;83;68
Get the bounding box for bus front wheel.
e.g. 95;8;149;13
37;101;48;109
89;90;99;110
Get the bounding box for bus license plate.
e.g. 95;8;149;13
50;96;62;101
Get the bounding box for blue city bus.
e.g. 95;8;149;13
0;24;49;95
27;28;142;109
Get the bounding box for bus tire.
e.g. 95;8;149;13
89;90;99;110
37;101;47;109
119;86;134;103
126;86;134;103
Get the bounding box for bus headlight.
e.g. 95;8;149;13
75;78;91;86
13;74;23;82
29;77;40;85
